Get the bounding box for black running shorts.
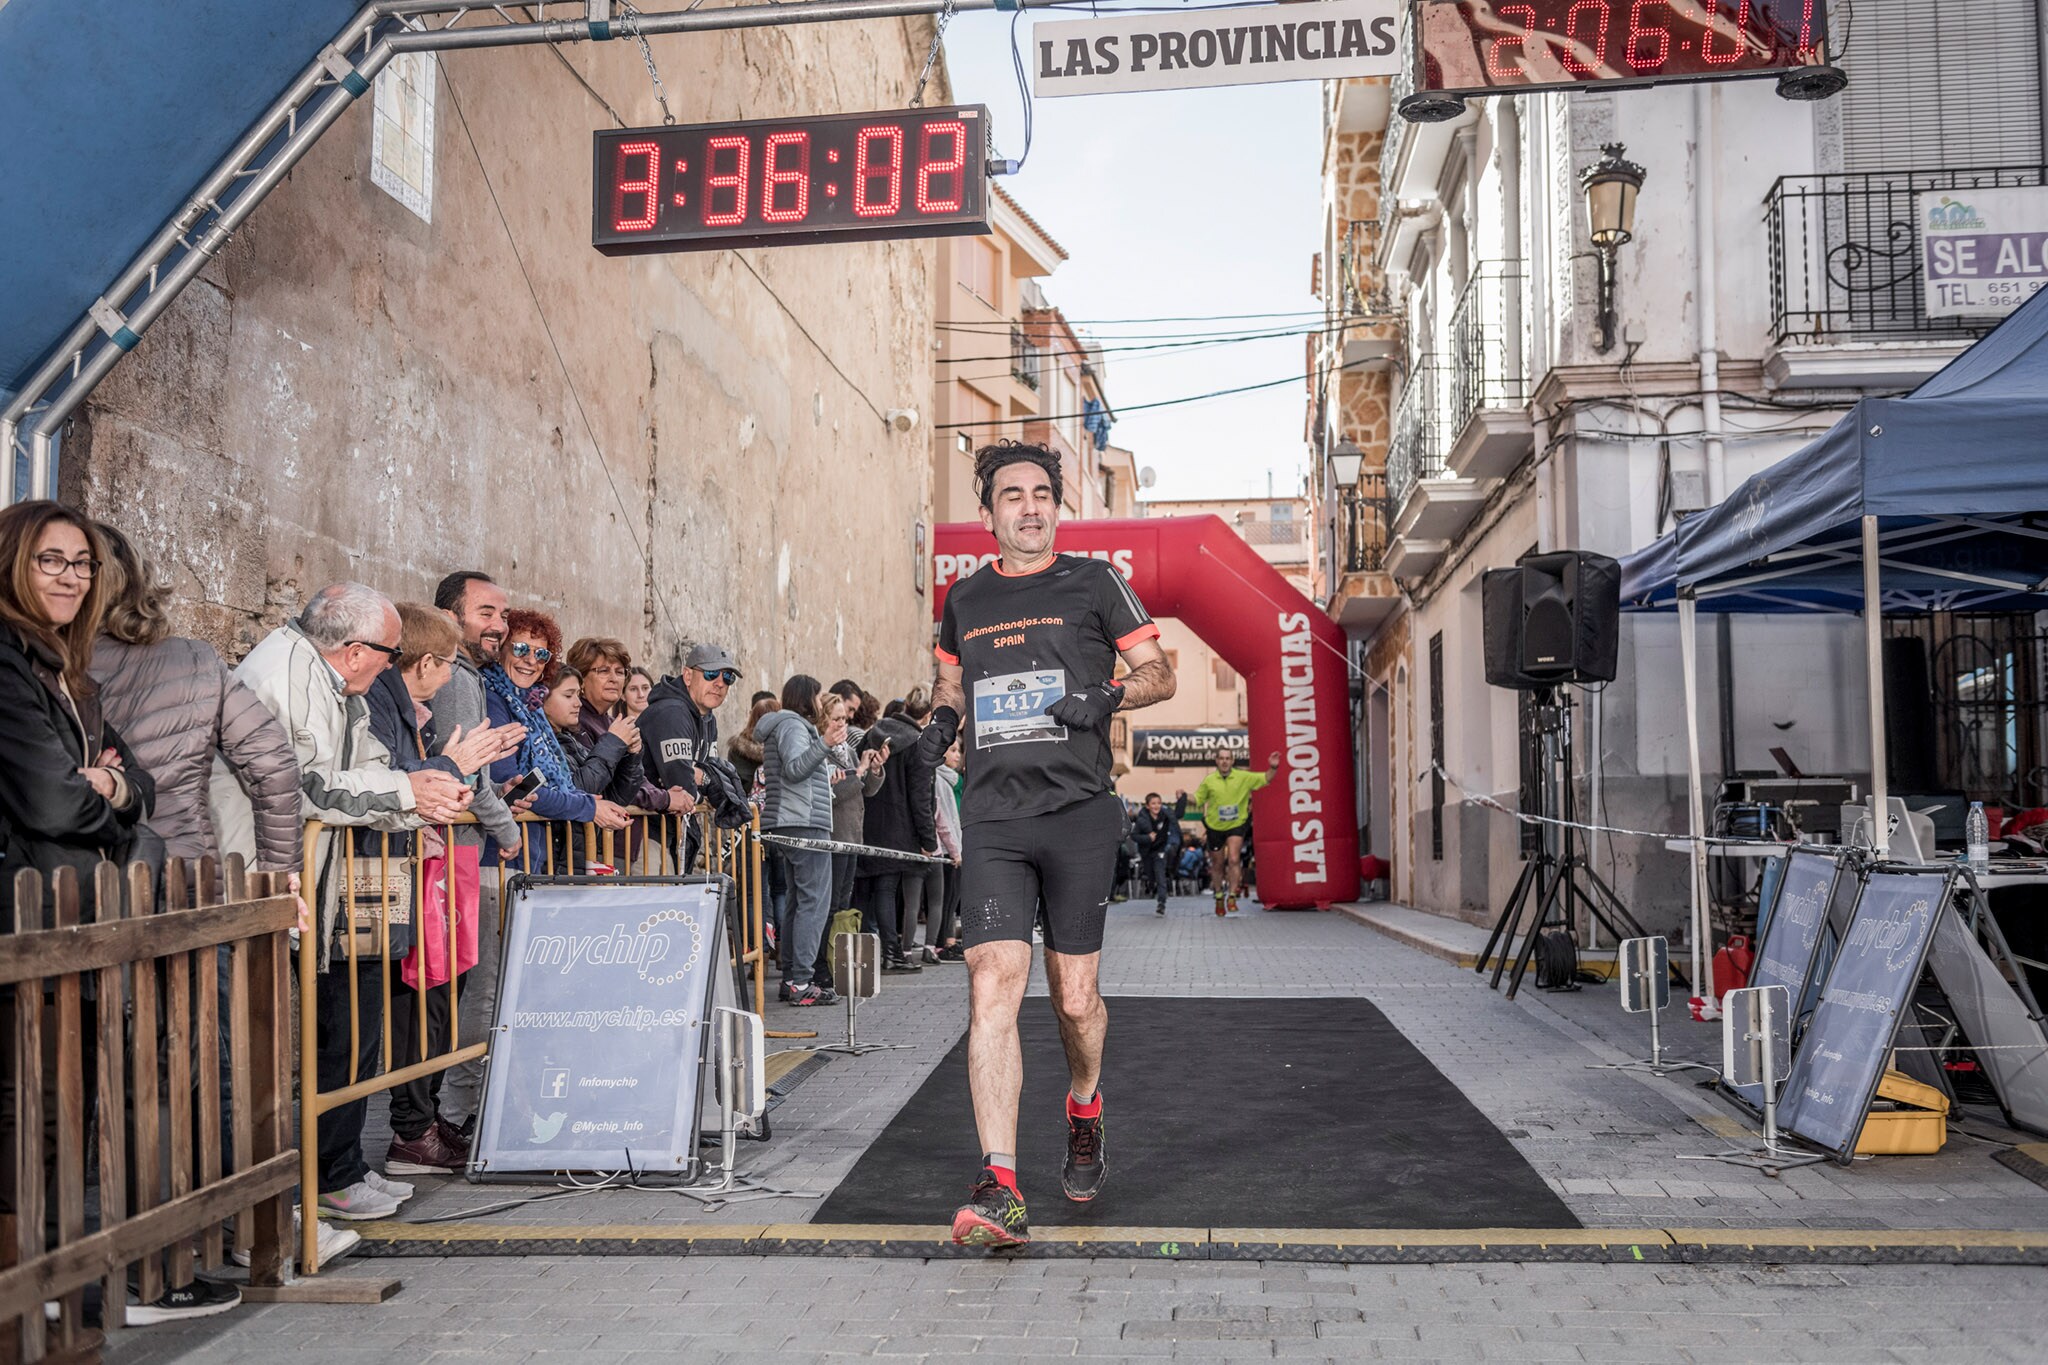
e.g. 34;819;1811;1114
1205;825;1246;853
959;791;1123;955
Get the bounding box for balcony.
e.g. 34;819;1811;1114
1329;471;1400;634
1386;358;1489;579
1337;219;1402;366
1445;260;1532;481
1765;166;2040;389
1010;325;1042;391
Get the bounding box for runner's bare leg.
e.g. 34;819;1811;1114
1042;949;1107;1100
1225;834;1246;897
965;940;1032;1156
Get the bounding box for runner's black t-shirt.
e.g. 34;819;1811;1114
937;554;1159;825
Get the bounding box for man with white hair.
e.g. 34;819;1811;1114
215;581;472;1224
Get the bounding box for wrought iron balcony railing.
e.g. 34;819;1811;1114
1010;325;1042;390
1447;260;1527;434
1386;358;1447;512
1766;166;2046;345
1338;471;1390;575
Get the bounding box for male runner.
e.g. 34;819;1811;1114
919;441;1175;1249
1190;748;1281;915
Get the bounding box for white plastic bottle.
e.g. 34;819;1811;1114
1966;801;1990;872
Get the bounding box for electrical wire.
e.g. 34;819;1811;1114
934;355;1371;429
939;317;1359;366
999;3;1035;174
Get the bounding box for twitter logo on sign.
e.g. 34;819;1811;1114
529;1111;567;1144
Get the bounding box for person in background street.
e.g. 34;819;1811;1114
216;583;471;1227
427;571;528;1144
0;503;176;1318
1132;792;1184;916
1190;749;1281;916
858;690;933;972
621;665;655;720
567;637;682;818
639;642;739;869
756;675;837;1006
826;685;886;898
899;687;948;963
366;603;519;1178
932;736;965;960
481;608;631;877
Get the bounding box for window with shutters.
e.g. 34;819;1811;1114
1839;1;2043;172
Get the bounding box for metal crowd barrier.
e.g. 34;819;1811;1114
294;807;768;1274
1;859;297;1359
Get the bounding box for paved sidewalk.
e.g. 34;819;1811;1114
101;893;2048;1363
107;1254;2048;1363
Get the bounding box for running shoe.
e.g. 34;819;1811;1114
1214;893;1227;918
787;983;839;1007
1226;892;1240;915
921;944;943;965
951;1168;1031;1248
1063;1101;1107;1203
1155;901;1166;916
937;943;967;962
882;954;922;974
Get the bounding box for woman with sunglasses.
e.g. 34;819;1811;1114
479;608;630;873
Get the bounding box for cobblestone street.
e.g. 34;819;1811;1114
108;896;2048;1362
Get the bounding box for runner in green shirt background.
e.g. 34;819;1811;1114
1188;748;1281;916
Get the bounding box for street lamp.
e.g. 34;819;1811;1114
1579;143;1646;354
1330;439;1365;489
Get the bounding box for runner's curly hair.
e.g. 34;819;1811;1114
973;440;1063;510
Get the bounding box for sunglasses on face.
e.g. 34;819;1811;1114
698;669;738;685
350;639;403;661
508;642;553;663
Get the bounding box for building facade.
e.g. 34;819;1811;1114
1310;5;2044;933
60;22;949;694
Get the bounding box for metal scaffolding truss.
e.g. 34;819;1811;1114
0;0;1003;504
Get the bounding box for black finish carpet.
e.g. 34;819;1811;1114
814;996;1578;1229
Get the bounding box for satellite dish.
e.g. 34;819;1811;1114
1138;466;1157;489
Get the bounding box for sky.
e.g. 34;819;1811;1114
942;6;1323;504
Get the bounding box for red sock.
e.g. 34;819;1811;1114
1067;1091;1102;1120
984;1157;1019;1193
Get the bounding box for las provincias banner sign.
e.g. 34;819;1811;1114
1032;0;1403;98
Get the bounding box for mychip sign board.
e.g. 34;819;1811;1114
1921;187;2048;318
1732;848;1838;1110
1776;869;1951;1161
1031;0;1402;98
470;877;731;1178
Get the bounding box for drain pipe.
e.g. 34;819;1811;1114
1695;84;1727;506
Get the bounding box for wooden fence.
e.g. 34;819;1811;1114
0;859;297;1363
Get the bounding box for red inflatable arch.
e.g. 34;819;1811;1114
933;516;1359;909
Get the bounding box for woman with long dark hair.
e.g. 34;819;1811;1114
0;501;155;919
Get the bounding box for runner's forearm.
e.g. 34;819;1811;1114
1116;657;1175;711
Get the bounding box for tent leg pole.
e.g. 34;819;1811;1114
1678;594;1712;1005
1863;515;1889;852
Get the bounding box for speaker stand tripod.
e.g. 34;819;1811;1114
1476;690;1687;1001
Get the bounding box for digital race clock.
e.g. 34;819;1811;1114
592;106;991;255
1414;0;1829;97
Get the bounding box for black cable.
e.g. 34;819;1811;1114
933;355;1373;429
940;318;1356;367
442;65;687;646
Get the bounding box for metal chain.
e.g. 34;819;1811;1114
909;0;956;108
619;2;676;125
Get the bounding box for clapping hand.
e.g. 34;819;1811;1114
409;769;473;824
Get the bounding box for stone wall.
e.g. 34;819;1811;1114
65;21;944;696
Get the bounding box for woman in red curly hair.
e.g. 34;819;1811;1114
479;608;630;871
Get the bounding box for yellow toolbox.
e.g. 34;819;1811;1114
1854;1069;1949;1156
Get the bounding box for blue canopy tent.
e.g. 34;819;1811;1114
1619;287;2048;993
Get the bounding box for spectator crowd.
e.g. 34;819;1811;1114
0;498;963;1326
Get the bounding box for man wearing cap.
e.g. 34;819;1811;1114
639;643;740;869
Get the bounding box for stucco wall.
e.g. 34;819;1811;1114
66;23;944;697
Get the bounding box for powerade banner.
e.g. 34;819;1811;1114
1777;869;1951;1161
470;878;727;1177
1133;728;1250;767
1030;0;1403;98
934;517;1358;909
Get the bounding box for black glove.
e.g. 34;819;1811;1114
918;706;960;765
1046;680;1124;732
